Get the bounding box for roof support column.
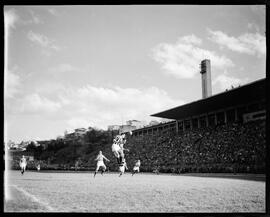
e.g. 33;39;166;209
214;113;217;125
176;120;179;134
205;115;209;127
224;110;227;124
235;108;238;122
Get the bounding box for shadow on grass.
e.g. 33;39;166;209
180;173;265;182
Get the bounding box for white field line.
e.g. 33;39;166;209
10;185;54;211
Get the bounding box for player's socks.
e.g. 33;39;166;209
101;170;104;175
94;171;97;177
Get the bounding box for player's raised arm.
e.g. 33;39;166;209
103;155;110;162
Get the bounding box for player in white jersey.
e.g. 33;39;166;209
118;134;130;163
112;134;129;165
119;158;128;177
132;160;141;176
111;136;121;159
20;155;27;175
94;151;110;178
36;164;40;171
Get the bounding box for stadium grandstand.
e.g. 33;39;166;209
126;60;266;174
132;78;266;136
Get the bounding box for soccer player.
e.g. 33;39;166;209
118;134;130;164
153;166;160;175
20;155;27;175
112;134;129;164
36;164;40;171
119;158;128;177
132;160;141;176
94;151;110;178
112;135;121;162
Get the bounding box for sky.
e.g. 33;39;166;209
4;5;266;143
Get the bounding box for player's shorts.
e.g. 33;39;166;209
97;161;106;169
119;165;125;173
133;166;140;172
112;143;120;153
20;162;26;168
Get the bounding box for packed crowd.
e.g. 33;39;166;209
9;120;266;174
125;120;266;173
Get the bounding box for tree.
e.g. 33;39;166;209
26;142;36;152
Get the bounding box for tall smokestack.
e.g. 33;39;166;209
200;59;212;99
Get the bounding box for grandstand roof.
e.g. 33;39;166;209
151;78;266;120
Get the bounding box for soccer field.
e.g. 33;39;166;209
4;170;265;213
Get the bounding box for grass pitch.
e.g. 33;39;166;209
4;170;265;212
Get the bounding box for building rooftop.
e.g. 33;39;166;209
151;78;266;120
